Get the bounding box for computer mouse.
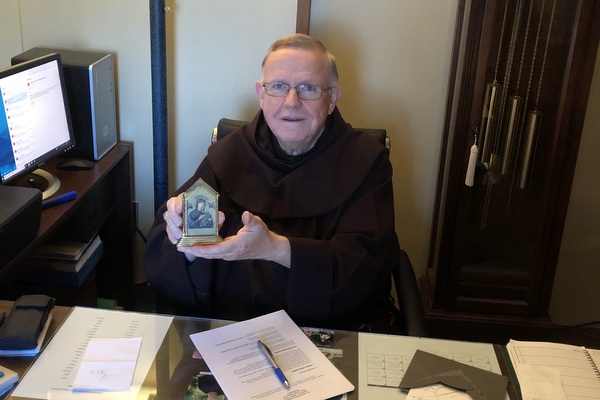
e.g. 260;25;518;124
57;158;95;171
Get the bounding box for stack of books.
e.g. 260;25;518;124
17;235;103;287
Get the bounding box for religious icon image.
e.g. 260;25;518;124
178;178;222;247
188;196;214;230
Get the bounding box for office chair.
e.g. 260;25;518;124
211;118;427;337
391;249;428;336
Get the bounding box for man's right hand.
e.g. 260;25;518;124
164;194;184;245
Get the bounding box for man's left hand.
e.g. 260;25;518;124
178;211;291;268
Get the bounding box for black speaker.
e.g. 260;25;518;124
12;47;117;161
0;185;41;269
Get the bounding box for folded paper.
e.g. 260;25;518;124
71;337;142;392
399;350;509;400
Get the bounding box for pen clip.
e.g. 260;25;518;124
257;340;290;388
258;340;275;364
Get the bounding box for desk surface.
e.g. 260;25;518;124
0;300;517;400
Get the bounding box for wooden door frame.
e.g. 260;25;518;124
296;0;311;34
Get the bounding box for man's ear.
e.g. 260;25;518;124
255;81;265;107
328;86;342;114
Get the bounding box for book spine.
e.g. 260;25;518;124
16;241;103;286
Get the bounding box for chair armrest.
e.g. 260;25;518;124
393;249;428;337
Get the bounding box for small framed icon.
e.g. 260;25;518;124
177;178;222;247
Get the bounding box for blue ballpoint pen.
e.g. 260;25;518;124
257;340;290;389
42;190;77;209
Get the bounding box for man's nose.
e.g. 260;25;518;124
283;87;303;106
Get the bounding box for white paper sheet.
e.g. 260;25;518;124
516;364;567;400
12;307;173;400
72;337;143;392
189;309;354;400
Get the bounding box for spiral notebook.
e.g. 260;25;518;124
505;339;600;400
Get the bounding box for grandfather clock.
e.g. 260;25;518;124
421;0;600;341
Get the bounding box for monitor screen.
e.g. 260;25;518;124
0;53;75;198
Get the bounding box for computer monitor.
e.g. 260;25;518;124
0;53;75;200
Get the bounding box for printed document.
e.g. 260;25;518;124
189;309;354;400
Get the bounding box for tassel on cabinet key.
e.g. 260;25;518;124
465;135;478;187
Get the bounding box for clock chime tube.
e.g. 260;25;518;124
501;95;523;174
478;83;502;166
519;110;542;189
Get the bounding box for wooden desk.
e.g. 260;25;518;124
0;300;520;400
0;144;134;309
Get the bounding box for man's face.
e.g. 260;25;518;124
255;48;341;155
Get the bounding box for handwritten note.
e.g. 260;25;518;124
406;384;472;399
72;337;142;392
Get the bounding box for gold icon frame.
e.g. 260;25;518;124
177;178;222;247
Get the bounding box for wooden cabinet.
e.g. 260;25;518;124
421;0;600;341
0;144;134;309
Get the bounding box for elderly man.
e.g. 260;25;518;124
144;33;400;331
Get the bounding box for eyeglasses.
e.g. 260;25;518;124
262;82;334;101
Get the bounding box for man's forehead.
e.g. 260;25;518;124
263;48;328;79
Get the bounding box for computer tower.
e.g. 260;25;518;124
12;47;117;161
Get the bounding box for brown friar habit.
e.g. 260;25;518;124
144;108;400;331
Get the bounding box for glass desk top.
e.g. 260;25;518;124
1;300;517;400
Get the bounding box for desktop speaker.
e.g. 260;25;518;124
12;47;118;161
0;185;42;270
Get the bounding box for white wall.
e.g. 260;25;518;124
0;0;22;58
309;0;458;275
550;45;600;325
166;1;296;189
